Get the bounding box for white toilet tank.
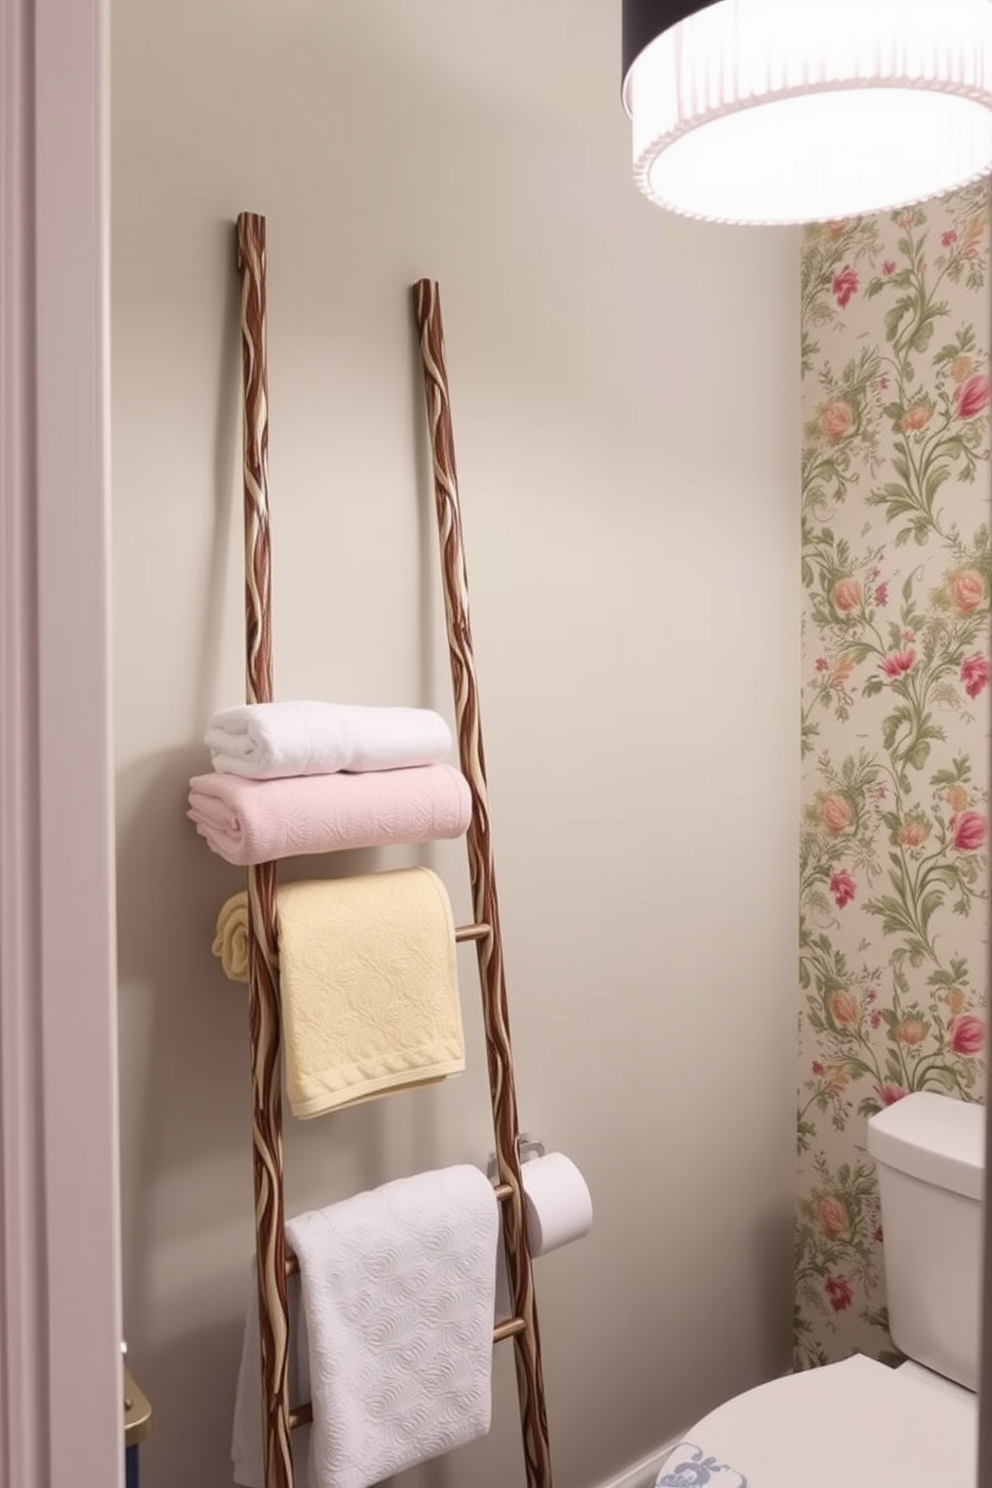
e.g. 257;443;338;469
867;1091;985;1391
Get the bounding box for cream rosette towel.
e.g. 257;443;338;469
213;892;252;982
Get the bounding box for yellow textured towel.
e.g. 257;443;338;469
212;870;465;1119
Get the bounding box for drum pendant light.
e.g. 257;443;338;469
622;0;992;224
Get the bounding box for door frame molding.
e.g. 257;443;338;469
0;0;122;1484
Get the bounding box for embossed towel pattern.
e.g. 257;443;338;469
285;1166;499;1488
187;763;471;865
276;869;465;1119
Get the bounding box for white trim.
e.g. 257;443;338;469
0;0;122;1485
596;1436;680;1488
0;6;47;1483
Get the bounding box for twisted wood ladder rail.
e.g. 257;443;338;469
412;278;554;1488
231;218;553;1488
236;210;293;1488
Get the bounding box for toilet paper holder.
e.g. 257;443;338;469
487;1132;546;1181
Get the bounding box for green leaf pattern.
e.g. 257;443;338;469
796;185;991;1370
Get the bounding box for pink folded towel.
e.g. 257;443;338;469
187;764;472;866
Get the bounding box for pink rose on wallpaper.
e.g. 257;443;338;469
820;401;853;442
874;582;888;606
829;988;859;1027
825;1064;851;1094
817;1195;851;1240
949;1015;985;1056
829;654;857;689
879;648;915;678
829;870;856;907
952;811;987;852
869;1010;882;1029
832;266;859;308
950;354;974;385
961;654;990;698
955;373;991;419
946;784;970;813
825;1275;853;1312
895;1018;927;1047
821;794;852;834
901;402;932;433
962;214;986;257
830;577;861;613
812;1060;825;1076
897;818;930;848
882;261;896;276
942;229;958;247
876;1083;906;1107
951;569;985;612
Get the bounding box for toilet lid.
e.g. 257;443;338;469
663;1353;976;1487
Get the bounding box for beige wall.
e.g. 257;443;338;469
112;3;801;1485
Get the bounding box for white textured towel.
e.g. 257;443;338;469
206;700;452;779
286;1167;499;1488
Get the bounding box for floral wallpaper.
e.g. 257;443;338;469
795;183;992;1370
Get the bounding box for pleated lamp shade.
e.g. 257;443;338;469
622;0;992;224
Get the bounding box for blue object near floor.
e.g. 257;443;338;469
123;1359;151;1486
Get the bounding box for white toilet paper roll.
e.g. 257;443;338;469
494;1152;593;1322
521;1152;593;1255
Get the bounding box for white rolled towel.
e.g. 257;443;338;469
205;701;452;779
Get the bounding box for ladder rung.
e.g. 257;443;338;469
493;1315;527;1343
287;1317;528;1430
455;921;491;943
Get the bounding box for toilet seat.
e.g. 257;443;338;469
661;1353;976;1487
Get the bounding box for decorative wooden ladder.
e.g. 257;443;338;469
234;210;554;1488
